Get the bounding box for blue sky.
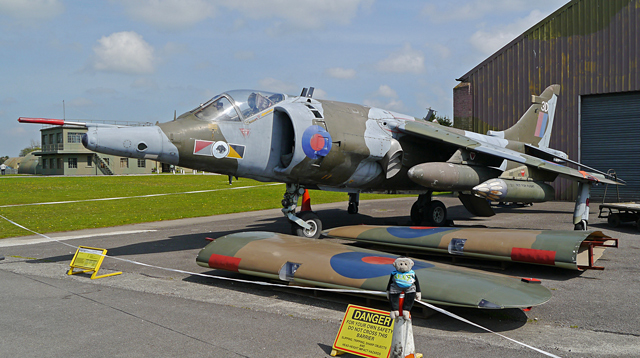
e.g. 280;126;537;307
0;0;569;157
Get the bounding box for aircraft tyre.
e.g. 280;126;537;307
574;219;588;231
293;212;322;239
427;200;447;226
608;213;621;228
348;201;358;214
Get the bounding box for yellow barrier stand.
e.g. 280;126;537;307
68;246;122;279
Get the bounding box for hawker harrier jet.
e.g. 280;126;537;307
19;84;619;238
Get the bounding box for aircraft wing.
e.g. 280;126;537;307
396;120;621;185
196;231;552;309
324;225;618;271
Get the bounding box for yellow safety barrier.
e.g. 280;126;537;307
68;246;122;279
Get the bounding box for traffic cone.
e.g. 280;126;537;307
301;189;312;212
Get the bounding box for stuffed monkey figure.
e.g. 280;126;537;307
387;257;421;319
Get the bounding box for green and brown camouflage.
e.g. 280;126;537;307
18;85;621;236
196;231;552;309
324;226;618;270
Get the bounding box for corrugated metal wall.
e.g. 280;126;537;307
581;92;640;201
456;0;640;200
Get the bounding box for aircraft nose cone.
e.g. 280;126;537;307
81;133;88;147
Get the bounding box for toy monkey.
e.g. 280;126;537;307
387;257;421;319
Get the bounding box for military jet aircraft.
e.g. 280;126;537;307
19;84;619;238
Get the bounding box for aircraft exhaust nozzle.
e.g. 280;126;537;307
82;125;179;165
407;162;501;191
473;178;555;203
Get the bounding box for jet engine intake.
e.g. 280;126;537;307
473;178;555;203
407;162;501;190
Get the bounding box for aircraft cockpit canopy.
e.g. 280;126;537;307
193;90;285;122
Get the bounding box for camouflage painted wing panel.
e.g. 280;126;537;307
196;232;552;309
398;121;619;185
324;225;616;270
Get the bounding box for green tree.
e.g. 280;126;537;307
19;139;41;157
0;156;8;164
434;115;453;127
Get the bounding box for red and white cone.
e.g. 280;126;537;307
390;293;417;358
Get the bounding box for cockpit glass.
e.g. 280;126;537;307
194;97;240;122
225;90;285;119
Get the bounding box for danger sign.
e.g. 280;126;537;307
332;304;395;358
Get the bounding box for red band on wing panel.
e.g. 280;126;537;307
511;248;556;265
208;253;241;272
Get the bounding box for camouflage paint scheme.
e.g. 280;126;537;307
196;231;552;309
18;85;620;234
324;226;618;270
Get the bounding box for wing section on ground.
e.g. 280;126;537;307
324;225;618;271
196;231;552;309
396;120;620;185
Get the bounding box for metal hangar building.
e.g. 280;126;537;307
453;0;640;201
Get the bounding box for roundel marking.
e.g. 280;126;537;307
386;226;457;239
310;133;326;151
302;125;332;159
212;141;229;159
329;252;433;279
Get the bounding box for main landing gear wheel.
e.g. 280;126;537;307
411;198;447;226
292;211;322;239
428;201;447;226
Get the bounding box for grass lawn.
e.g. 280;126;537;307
0;174;413;239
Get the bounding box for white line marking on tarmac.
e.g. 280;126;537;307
0;229;157;247
0;183;284;208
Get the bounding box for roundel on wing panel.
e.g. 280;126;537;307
386;226;456;239
329;252;433;279
302;125;332;159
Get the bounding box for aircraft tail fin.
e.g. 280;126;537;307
487;84;560;149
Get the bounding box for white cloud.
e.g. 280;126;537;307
376;44;425;74
118;0;216;31
92;31;155;75
325;67;356;79
258;78;299;94
425;43;451;60
0;0;63;20
421;0;563;23
470;10;546;56
363;98;406;113
223;0;373;30
375;85;397;98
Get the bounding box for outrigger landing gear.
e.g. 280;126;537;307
573;182;591;231
282;184;322;239
410;192;447;226
348;192;359;214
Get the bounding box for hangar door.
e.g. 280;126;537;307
581;91;640;202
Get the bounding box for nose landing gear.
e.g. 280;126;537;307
282;184;322;239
